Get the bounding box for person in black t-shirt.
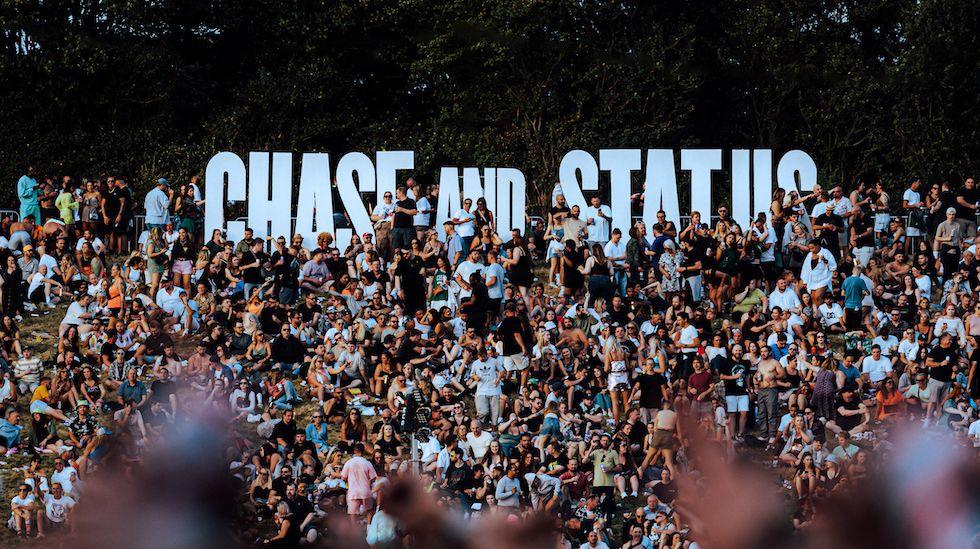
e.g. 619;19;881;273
394;247;426;315
827;385;868;436
110;178;134;254
813;209;844;260
240;239;267;300
955;177;979;238
271;238;301;305
629;358;667;423
925;332;958;422
712;345;750;440
497;303;528;387
391;186;418;251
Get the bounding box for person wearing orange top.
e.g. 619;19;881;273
875;378;905;419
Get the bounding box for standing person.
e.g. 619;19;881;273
604;228;628;298
583;433;620;520
102;177;121;252
483;251;506;322
17;166;40;224
501;231;533;308
581;243;612;307
800;241;837;308
55;181;79;229
144;178;171;230
111;178;133;254
954;177;979;240
934;207;963;280
170;227;197;293
370;191;396;260
145;228;169;298
80;180;103;234
390;186;417;251
755;345;785;448
37;176;59;224
903;178;926;245
452;198;477;254
604;328;631;423
340;443;377;520
498;303;529;388
584;195;612;248
470;348;505;424
714;344;750;441
413;185;435;242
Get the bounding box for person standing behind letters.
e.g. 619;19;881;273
18;166;40;224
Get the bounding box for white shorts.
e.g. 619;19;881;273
725;395;749;413
30;400;52;415
503;353;528;372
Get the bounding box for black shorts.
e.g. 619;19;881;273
113;218;131;234
760;261;779;281
29;286;46;303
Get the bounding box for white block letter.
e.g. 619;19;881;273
681;149;722;221
336;152;376;251
204;152;247;244
599;149;641;240
294;153;334;249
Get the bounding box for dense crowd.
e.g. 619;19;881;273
0;168;979;547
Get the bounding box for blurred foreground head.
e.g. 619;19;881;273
66;406;978;549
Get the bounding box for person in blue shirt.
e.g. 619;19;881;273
17;166;40;223
0;408;23;451
838;352;862;387
841;265;869;332
304;413;330;455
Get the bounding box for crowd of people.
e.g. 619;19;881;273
0;167;978;547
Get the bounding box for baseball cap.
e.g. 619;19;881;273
156;178;170;186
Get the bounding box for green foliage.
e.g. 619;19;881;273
0;0;977;206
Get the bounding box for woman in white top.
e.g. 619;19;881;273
933;303;966;347
799;241;837;308
604;328;631;423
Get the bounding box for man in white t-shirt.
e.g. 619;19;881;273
60;293;94;337
74;228;105;256
603;228;627;297
484;251;506;320
470;353;504;424
49;458;78;496
903;179;924;237
871;326;900;359
453;249;485;301
817;298;845;332
413;188;434;241
583;196;612;246
861;345;892;385
452;198;476;251
41;482;75;533
768;278;801;314
9;483;36;536
36;244;60;279
465;420;495;460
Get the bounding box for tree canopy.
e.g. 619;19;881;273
1;0;978;206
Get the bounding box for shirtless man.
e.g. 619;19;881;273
557;318;588;355
639;400;681;478
754;345;785;447
8;216;37;251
